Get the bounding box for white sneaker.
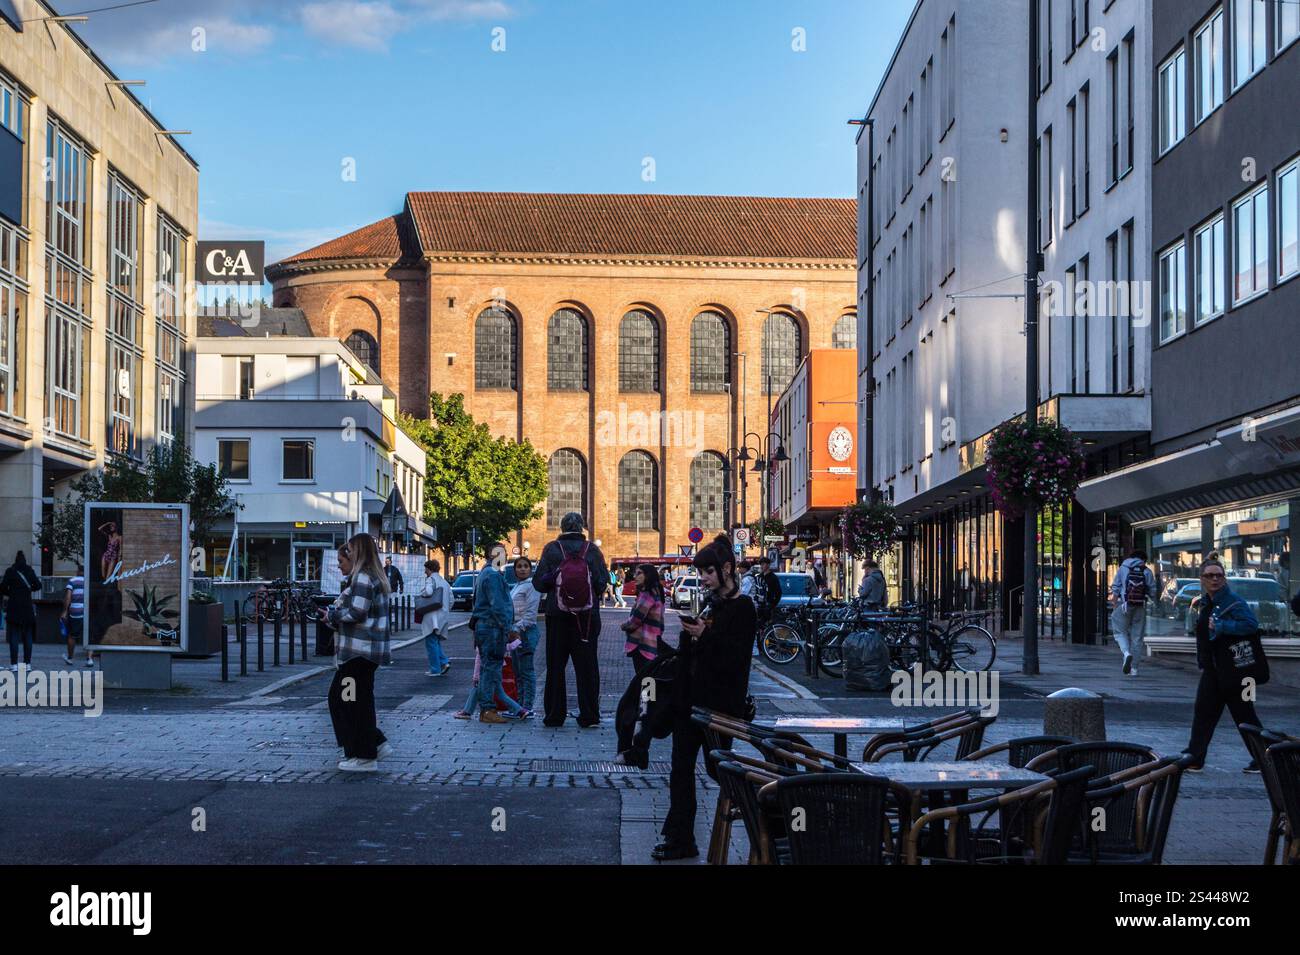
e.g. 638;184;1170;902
8;664;17;672
1129;666;1138;676
337;758;378;773
62;654;75;665
377;742;394;759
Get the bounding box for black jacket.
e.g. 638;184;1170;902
532;533;609;621
679;592;755;717
761;571;782;611
385;565;404;592
1;563;42;627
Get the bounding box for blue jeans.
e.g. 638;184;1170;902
424;629;449;672
511;624;541;711
476;627;523;715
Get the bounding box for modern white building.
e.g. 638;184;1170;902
855;0;1030;615
194;315;433;583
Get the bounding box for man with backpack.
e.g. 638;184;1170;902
532;512;609;728
1109;548;1157;676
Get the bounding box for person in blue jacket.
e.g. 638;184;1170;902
1182;557;1263;773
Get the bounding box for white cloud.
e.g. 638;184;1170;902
299;1;406;51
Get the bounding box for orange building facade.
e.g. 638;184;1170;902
266;192;857;560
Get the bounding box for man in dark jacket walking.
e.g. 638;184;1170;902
758;556;782;621
532;512;608;727
2;552;42;670
384;557;404;594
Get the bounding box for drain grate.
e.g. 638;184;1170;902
529;758;671;774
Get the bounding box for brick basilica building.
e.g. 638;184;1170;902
266;191;856;560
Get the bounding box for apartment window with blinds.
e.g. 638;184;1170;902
618;450;658;531
1158;48;1186;155
1194;8;1225;124
1159;241;1187;343
547;449;586;528
1233;183;1269;303
106;172;144;458
157;213;186;446
45;118;93;442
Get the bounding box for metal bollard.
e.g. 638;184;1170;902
239;613;248;677
288;612;295;664
273;616;282;666
257;615;265;672
221;621;229;682
300;611;308;660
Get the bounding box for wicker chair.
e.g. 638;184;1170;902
768;772;912;865
715;761;788;865
1076;755;1191;864
1264;741;1300;865
903;765;1094;865
860;707;984;762
1025;741;1157;857
869;715;996;763
1239;724;1298;865
754;736;855;773
965;735;1076;768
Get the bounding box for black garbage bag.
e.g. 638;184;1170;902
843;629;892;692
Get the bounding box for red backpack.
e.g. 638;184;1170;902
555;542;594;615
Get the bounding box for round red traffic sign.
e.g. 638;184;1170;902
687;526;704;544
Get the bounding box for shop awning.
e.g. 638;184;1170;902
1075;403;1300;523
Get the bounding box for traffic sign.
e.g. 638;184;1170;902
687;526;704;544
764;535;784;543
733;527;751;545
679;545;695;557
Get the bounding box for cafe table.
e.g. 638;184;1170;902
852;760;1051;822
753;716;906;759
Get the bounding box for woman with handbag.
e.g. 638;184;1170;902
1182;557;1268;773
2;551;42;671
419;559;452;676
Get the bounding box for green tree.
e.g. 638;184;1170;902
399;393;547;557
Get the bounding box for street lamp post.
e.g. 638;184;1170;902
1023;0;1042;675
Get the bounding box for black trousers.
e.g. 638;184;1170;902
1186;664;1261;763
328;657;387;760
7;622;34;665
542;613;601;727
661;716;732;847
618;653;656;752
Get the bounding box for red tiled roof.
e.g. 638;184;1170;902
407;191;855;260
273;192;856;269
277;215;410;265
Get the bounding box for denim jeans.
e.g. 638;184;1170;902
424;629;449;672
511;624;541;711
476;627;523;715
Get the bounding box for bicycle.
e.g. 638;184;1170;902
242;579;323;624
925;611;997;672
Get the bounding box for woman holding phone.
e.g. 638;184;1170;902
653;534;756;861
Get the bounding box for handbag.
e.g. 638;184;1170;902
413;582;444;623
1214;628;1270;687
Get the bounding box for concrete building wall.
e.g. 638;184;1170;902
0;5;199;569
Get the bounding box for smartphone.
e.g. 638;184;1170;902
678;614;698;627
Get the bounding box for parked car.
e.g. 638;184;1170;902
1158;577;1198;617
1176;577;1297;635
671;576;699;609
1172;582;1202;618
450;571;479;611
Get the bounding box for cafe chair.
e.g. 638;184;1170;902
1239;724;1298;865
1074;755;1192;865
964;735;1076;768
860;707;983;762
767;772;912;865
1264;741;1300;865
715;760;789;865
869;714;996;763
754;737;855;773
903;765;1094;865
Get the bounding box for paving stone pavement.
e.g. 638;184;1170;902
1;605;1294;864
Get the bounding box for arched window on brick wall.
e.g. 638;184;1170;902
475;306;517;390
618;450;659;531
619;309;660;393
762;312;802;394
547;449;587;528
832;314;857;350
690;451;727;531
547;308;589;391
690;311;730;393
343;330;379;373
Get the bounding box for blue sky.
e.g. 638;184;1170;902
70;0;914;262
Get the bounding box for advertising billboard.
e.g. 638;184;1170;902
83;503;190;653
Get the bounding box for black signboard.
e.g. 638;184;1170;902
195;240;265;284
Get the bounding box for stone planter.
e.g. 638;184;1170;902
179;600;224;657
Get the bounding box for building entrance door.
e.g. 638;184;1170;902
292;544;326;585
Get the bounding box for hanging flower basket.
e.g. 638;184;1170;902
839;500;900;560
984;419;1088;518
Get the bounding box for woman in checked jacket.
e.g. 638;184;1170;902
327;533;392;773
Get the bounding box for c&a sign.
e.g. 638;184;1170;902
195;240;265;284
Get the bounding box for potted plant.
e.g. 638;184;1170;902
184;588;224;657
984;419;1088;518
840;499;900;561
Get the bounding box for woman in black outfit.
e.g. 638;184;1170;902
2;551;42;670
654;534;756;861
